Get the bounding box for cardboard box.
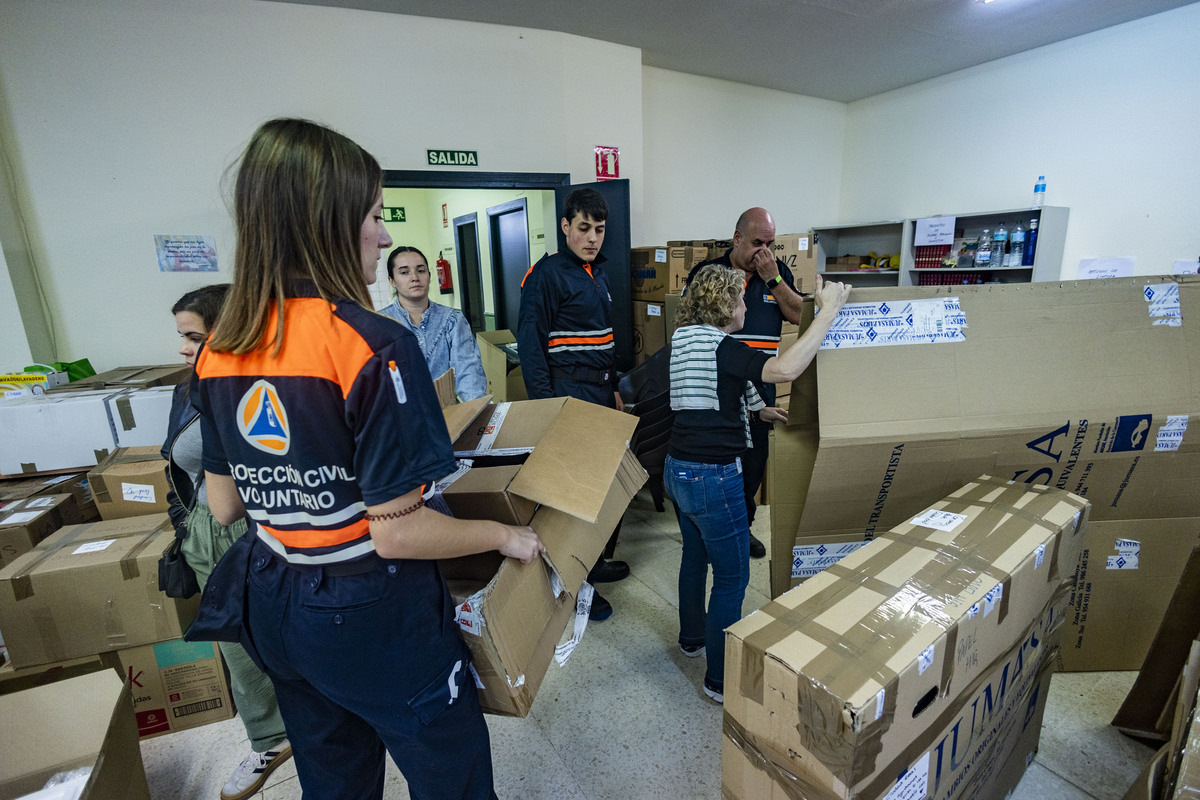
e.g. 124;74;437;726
0;387;173;476
664;291;683;341
724;475;1088;800
0;652;115;696
0;473;99;525
87;446;171;521
632;301;667;365
48;364;189;393
476;330;527;402
0;370;68;398
436;396;646;716
631;246;669;301
768;277;1200;673
437;464;537;526
0;494;74;568
115;639;234;739
0;669;151;800
0;514;199;668
1121;745;1168;800
667;245;708;295
771;233;817;295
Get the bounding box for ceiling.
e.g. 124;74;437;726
277;0;1196;102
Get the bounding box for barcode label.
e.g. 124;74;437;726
173;697;224;718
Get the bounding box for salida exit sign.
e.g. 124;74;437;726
427;149;478;166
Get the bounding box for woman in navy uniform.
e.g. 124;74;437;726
193;118;544;800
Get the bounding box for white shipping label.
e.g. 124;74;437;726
1145;283;1182;326
2;511;41;525
820;297;966;350
454;592;486;635
792;541;866;579
73;539;116;554
475;403;511;452
1107;538;1140;570
798;236;810;251
40;475;73;486
1035;544;1046;569
26;497;57;508
1155;415;1188;451
983;583;1004;617
967;602;981;619
910;508;968;533
917;645;935;675
654;249;667;263
121;483;157;504
647;304;662;317
884;751;931;800
875;688;886;721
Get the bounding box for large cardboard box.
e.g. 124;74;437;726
0;473;98;525
0;388;173;476
632;301;667;365
0;669;151;800
0;515;198;668
476;330;527;402
48;364;189;393
667;245;708;295
115;639;234;739
0;494;74;568
437;396;646;716
87;446;171;521
769;277;1200;672
631;246;669;301
771;233;817;294
0;653;115;696
725;476;1087;800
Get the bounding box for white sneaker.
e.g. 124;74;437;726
703;681;724;704
220;740;292;800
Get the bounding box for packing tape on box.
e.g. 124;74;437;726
722;711;846;800
115;395;136;431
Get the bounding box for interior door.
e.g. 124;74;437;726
556;179;633;372
486;198;530;333
453;213;486;333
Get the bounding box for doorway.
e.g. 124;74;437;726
452;213;486;333
487;198;530;332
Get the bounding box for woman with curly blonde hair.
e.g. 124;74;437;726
666;264;850;703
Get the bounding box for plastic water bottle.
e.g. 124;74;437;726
993;223;1008;268
1033;176;1046;209
1010;222;1026;267
976;229;992;268
1022;218;1039;266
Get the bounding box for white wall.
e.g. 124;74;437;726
842;4;1200;279
0;0;643;370
641;67;846;244
0;239;32;367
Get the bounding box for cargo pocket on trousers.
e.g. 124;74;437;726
408;654;470;726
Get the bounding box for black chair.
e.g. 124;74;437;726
620;346;675;511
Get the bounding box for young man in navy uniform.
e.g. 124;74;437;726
686;207;804;558
518;188;628;620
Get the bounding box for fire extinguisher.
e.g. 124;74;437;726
436;251;453;295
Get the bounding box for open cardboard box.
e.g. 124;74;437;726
436;396;646;716
769;276;1200;672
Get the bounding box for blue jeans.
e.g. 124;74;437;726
245;537;497;800
665;455;750;690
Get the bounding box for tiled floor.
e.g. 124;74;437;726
140;492;1157;799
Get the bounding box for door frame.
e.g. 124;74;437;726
451;212;485;332
485;197;530;332
383;170;570;190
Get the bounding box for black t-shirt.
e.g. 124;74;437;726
668;337;770;464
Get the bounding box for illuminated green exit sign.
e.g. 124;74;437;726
383;207;406;222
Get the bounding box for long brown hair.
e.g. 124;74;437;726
208;118;380;354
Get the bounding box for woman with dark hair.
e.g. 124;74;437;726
379;245;487;400
193;118;544;799
666;264;849;704
162;284;292;800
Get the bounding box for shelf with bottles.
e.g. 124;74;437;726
900;206;1069;286
812;219;908;287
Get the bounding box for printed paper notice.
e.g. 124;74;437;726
820;297;967;350
1144;283;1182;326
983;583;1004;617
1155;415;1188;451
73;539;116;554
122;483;157;504
1107;538;1140;570
884;751;931;800
910;508;968;532
2;511;41;525
915;217;956;246
1078;257;1134;280
155;234;218;273
655;248;667;263
1173;259;1199;275
792;541;866;579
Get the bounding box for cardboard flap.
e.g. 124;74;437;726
508;398;639;523
442;396;493;441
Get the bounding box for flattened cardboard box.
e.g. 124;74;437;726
0;493;73;568
437;396;645;716
0;514;199;668
769;277;1200;668
0;669;151;800
88;446;171;521
115;639;234;739
48;364;190;393
726;476;1088;800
